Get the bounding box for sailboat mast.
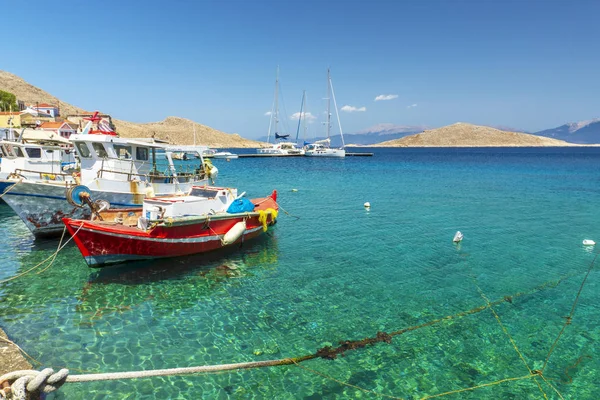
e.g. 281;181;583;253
303;92;308;142
329;69;346;148
274;66;279;141
295;90;305;143
326;68;331;139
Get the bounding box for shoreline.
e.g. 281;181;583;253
0;327;32;376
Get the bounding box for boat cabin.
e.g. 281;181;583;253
69;134;209;184
142;186;239;221
0;137;76;181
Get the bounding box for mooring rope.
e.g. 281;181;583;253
0;270;583;400
1;248;595;399
541;251;599;373
0;223;83;285
0;178;23;200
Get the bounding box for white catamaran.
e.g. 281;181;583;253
304;68;346;158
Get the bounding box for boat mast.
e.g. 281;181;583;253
326;68;331;140
274;66;279;142
329;69;346;148
295;90;305;143
303;91;308;143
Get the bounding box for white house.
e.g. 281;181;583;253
29;103;60;118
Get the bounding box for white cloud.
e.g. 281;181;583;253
341;105;366;113
264;111;272;116
290;111;317;122
406;103;417;109
374;94;398;101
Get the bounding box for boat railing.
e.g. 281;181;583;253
12;168;75;182
96;168;207;183
96;159;209;183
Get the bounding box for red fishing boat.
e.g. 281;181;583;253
62;185;278;268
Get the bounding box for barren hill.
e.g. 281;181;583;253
374;123;575;147
0;70;262;147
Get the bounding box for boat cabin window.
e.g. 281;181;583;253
25;147;41;158
13;146;24;158
92;143;108;158
114;144;132;159
1;144;16;158
136;146;149;161
75;142;92;158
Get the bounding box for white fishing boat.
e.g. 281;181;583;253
304;68;346;158
0;129;77;194
257;67;305;156
1;115;217;237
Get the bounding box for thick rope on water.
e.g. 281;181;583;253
0;270;583;400
1;250;595;399
0;369;69;400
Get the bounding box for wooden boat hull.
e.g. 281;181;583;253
63;196;278;268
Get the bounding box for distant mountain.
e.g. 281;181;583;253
535;119;600;144
373;122;574;147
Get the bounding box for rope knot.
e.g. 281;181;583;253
0;368;69;400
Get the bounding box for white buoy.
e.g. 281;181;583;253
583;239;595;246
453;231;464;243
222;221;246;245
364;202;371;209
291;189;298;192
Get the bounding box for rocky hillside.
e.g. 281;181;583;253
374;123;575;147
0;70;263;147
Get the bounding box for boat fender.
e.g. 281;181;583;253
583;239;595;246
145;185;155;198
222;220;246;245
453;231;464;243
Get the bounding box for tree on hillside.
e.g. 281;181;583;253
0;90;18;112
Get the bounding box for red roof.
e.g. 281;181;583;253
39;121;63;129
31;103;57;108
39;121;77;130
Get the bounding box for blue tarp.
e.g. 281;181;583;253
226;198;255;213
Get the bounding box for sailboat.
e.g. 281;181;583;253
304;68;346;158
257;67;304;156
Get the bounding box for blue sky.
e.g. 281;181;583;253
2;0;600;138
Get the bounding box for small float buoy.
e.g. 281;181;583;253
226;158;231;162
364;202;371;209
291;189;298;192
583;239;595;246
453;231;464;243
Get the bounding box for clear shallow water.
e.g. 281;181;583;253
1;147;599;399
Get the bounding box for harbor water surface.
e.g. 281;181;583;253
1;147;599;399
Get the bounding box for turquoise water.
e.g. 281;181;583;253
1;147;599;399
